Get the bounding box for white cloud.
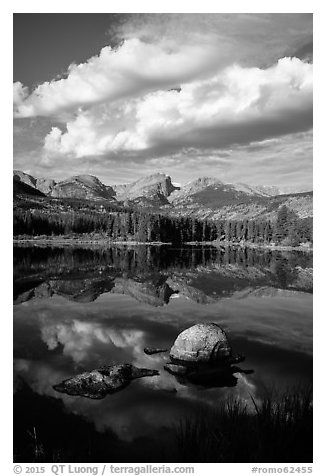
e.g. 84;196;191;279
14;38;226;119
42;57;312;158
13;81;29;106
111;14;312;68
41;318;146;364
13;14;313;189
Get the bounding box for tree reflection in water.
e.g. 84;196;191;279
14;245;313;306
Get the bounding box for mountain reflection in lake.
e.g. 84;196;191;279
13;244;312;462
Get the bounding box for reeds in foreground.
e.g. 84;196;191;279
174;387;312;462
14;385;312;463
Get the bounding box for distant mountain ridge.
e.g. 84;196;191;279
13;174;45;197
50;175;115;200
13;169;313;220
13;170;115;201
112;172;179;205
170;177;281;201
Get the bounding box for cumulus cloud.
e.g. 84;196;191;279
13;38;227;118
110;14;312;68
13;81;29;106
41;318;145;364
42;57;312;158
13;14;313;188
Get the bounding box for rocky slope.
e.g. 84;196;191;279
14;170;56;195
113;173;179;205
14;170;37;188
169;177;280;204
13;174;45;197
14;171;115;201
168;190;313;221
167;177;312;220
50;175;115;200
35;178;56;195
14;170;176;204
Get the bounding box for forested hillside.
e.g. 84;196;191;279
14;194;312;246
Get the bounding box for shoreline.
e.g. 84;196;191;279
13;237;171;246
186;240;313;252
13;236;312;251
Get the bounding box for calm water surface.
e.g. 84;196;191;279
13;245;313;461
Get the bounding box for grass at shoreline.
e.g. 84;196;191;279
13;236;170;246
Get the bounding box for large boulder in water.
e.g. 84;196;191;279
169;323;232;364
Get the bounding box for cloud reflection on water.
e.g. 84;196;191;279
13;246;312;440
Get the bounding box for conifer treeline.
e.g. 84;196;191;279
13;205;312;245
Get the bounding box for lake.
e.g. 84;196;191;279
13;244;313;462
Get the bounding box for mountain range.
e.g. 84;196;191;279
13;170;313;221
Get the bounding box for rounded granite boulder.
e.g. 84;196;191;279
169;323;232;364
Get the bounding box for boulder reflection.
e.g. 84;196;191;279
164;362;254;388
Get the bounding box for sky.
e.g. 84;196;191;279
13;13;313;190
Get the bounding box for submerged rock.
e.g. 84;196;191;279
164;363;189;375
53;364;159;399
144;347;169;355
169;323;232;364
164;361;253;388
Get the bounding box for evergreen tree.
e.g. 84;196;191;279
273;206;289;243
